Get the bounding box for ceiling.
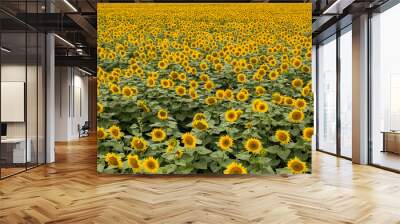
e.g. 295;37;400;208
0;0;96;73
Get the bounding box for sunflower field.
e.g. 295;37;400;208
97;3;313;175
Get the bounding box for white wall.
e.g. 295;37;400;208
1;63;46;164
54;67;89;141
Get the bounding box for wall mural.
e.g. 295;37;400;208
97;3;313;175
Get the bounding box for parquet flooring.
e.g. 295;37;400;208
0;136;400;224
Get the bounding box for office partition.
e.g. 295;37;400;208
0;0;47;179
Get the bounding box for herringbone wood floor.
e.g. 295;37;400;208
1;136;399;224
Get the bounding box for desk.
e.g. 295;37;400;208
382;131;400;154
1;138;31;163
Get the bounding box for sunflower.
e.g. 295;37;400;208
292;58;302;69
244;138;262;154
275;130;291;144
109;84;120;94
169;71;179;80
200;74;209;82
175;149;184;159
131;137;148;151
158;60;168;70
122;86;133;97
97;127;107;140
302;65;311;74
204;81;214;91
97;103;104;113
284;97;295;106
108;125;122;140
157;109;168;120
178;73;187;81
301;86;311;97
166;138;177;152
303;127;314;141
287;157;308;174
292;78;304;88
199;61;208;70
160;79;171;88
181;132;197;149
224;89;234;100
175;86;186;96
143;156;159;174
280;62;289;71
295;99;307;110
288;109;305;123
272;92;283;104
255;86;266;96
205;96;217;105
190;115;205;124
214;63;223;71
237;73;247;83
131;87;138;96
151;128;166;142
189;80;198;88
268;70;279;81
193;119;208;131
236;91;248;102
187;88;196;99
218;135;233;151
105;152;122;169
223;161;247;175
147;78;156;87
256;101;269;113
127;154;142;172
251;99;262;112
215;89;225;99
225;109;238;122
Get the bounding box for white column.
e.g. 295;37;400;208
46;33;55;163
352;14;369;164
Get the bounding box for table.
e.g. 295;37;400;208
1;138;32;163
381;131;400;154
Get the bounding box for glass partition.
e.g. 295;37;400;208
0;1;46;179
339;26;352;158
317;35;337;154
1;30;28;177
371;3;400;171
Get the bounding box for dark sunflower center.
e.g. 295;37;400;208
109;157;118;166
147;161;155;169
230;167;242;174
292;112;301;120
292;162;303;171
278;133;286;141
196;122;206;130
155;131;163;138
249;141;258;150
223;139;230;146
135;141;144;149
130;158;139;168
111;129;119;136
185;137;194;145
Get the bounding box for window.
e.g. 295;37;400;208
371;3;400;171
